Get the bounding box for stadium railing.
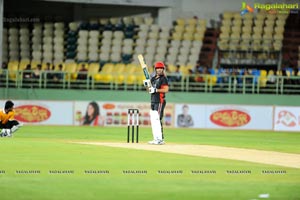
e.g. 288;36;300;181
0;69;299;95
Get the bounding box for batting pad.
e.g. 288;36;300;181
11;124;21;133
150;110;162;140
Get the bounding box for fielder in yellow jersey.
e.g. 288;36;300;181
0;100;22;137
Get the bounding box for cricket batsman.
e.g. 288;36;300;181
0;100;22;137
143;61;169;145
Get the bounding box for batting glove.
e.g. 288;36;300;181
149;87;157;94
143;80;151;87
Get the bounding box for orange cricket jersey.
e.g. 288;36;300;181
0;109;15;124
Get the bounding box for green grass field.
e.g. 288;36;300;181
0;126;299;200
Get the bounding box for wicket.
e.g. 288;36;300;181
127;109;139;143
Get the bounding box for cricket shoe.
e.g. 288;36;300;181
148;140;156;144
148;139;165;145
0;129;10;137
5;129;12;137
0;130;5;137
6;129;12;137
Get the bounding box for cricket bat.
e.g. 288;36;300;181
137;54;152;87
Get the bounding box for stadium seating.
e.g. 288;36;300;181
1;8;299;94
7;60;19;80
217;10;290;71
8;27;19;61
64;62;78;80
94;63;114;83
2;14;207;84
164;17;206;66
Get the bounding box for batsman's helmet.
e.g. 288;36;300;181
154;61;165;69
